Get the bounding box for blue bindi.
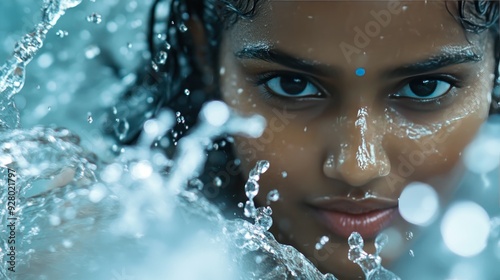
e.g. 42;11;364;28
355;68;366;77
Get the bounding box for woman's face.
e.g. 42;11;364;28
218;1;496;278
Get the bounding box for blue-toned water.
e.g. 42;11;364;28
0;1;499;280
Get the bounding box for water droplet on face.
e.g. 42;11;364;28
281;171;287;178
266;189;280;202
86;13;102;24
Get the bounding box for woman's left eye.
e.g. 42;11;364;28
264;75;320;98
395;78;452;100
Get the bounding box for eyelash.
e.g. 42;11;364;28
251;72;464;106
252;71;325;102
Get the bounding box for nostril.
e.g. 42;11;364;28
323;147;391;187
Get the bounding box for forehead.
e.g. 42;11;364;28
224;1;481;68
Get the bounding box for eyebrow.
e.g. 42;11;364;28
384;47;482;78
235;46;340;76
234;45;482;78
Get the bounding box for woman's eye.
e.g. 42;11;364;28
265;75;320;98
395;79;452;100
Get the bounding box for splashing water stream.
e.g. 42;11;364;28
0;1;499;280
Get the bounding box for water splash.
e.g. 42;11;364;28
0;0;82;130
348;232;401;280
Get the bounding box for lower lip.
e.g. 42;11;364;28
316;208;399;239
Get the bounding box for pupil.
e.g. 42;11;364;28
409;79;437;97
280;76;307;95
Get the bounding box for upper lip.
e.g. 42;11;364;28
305;196;399;214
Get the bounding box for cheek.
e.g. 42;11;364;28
385;88;490;191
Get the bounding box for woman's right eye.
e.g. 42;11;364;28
264;75;321;98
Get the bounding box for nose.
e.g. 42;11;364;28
323;106;391;186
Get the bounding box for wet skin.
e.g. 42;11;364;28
218;1;496;279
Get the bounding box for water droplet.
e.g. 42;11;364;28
315;235;330;250
256;160;270;174
86;13;102;24
245;180;259;199
115;118;130;141
323;274;337;280
405;231;413;240
348;232;363;248
375;233;388;255
244;200;256;218
237;202;244;208
184;89;190;96
188;178;204;190
155;51;168;65
84;45;100;59
178;23;188;32
409;249;414;257
255;209;273;230
348;247;365;262
281;171;288;178
213;176;222;187
62;239;73;248
55;30;68;38
49;215;61;226
266;189;280;203
87;113;93;124
127;42;132;48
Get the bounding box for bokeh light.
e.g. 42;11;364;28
398;182;439;226
440;201;490;257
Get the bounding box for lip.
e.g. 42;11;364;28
306;196;399;239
